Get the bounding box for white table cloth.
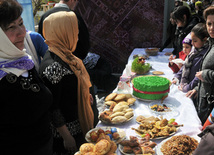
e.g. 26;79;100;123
96;48;202;154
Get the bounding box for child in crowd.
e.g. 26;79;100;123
172;23;209;93
168;33;192;73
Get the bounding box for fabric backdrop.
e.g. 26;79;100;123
76;0;164;73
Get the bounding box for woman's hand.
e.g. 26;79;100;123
186;89;197;98
196;71;204;81
63;134;77;153
57;125;77;153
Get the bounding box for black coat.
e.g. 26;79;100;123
0;68;53;154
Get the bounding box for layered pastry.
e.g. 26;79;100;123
132;76;170;100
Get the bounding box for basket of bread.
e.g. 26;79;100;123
75;133;117;155
98;93;135;124
99;105;134;124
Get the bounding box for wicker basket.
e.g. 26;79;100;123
145;48;159;56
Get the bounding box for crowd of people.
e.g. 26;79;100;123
161;0;214;153
1;0;214;154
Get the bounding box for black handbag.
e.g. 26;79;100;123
200;82;214;124
193;124;214;155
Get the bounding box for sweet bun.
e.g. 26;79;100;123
94;139;111;154
105;93;117;101
79;143;94;154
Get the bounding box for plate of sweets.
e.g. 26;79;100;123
119;135;157;155
132;116;183;139
148;101;180;117
85;126;126;144
98;101;134;125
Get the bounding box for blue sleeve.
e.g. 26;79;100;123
182;77;199;93
29;31;48;58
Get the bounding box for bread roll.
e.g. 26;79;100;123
94;139;111;154
111;116;127;123
105;93;117;101
79;143;94;154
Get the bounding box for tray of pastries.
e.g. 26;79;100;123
119;135;157;155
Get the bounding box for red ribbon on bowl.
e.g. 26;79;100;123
133;86;170;94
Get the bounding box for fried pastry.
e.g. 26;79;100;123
141;146;155;154
125;94;132;100
114;94;126;101
105;100;117;106
120;140;130;146
133;146;142;154
105;93;117;101
124;111;134;119
117;101;129;106
111;116;127;123
110;112;125;118
123;146;133;153
127;97;136;105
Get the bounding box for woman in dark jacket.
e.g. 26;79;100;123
0;0;53;154
39;11;95;155
171;6;203;57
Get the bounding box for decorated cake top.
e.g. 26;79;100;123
133;76;170;92
131;56;150;74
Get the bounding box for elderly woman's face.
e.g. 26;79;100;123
206;15;214;38
3;16;26;50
